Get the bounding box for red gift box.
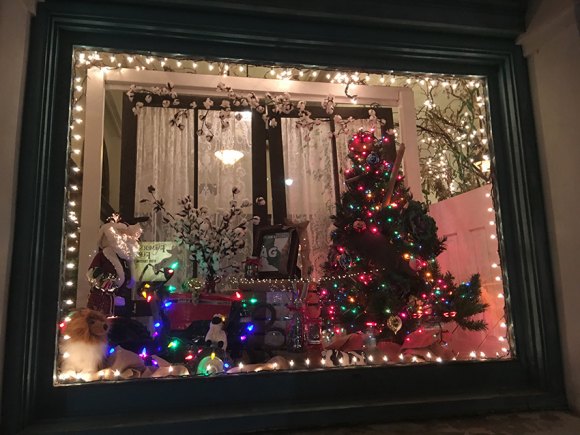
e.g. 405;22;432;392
165;293;234;330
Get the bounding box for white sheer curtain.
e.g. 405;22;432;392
197;111;253;282
281;118;336;280
133;106;196;283
197;111;252;210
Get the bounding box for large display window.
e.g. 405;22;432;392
2;2;564;433
55;51;512;383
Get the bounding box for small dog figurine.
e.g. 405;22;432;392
60;308;109;374
205;314;227;351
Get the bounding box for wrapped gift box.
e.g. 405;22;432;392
165;293;234;330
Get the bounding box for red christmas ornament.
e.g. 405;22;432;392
353;219;367;232
409;258;424;271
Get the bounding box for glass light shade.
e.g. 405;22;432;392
214;150;244;165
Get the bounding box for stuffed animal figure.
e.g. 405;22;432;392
87;214;142;316
60;308;109;374
205;314;228;350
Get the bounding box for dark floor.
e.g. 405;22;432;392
272;412;580;434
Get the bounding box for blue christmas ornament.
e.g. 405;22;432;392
366;152;380;165
339;253;352;269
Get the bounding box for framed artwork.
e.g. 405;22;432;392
253;225;299;278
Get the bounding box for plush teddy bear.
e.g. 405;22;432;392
87;214;142;316
205;314;228;350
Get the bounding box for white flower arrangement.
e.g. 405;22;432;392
143;185;262;292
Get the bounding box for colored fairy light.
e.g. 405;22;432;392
164;301;173;308
246;324;255;332
154;322;161;328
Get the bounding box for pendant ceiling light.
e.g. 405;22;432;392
215;150;244;165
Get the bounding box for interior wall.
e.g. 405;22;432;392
0;0;36;414
518;0;580;413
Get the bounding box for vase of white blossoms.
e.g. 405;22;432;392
144;186;260;293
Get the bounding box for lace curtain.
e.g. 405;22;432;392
133;107;196;283
197;111;252;210
197;111;253;282
281;118;337;280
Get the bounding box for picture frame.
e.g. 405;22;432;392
253;225;299;279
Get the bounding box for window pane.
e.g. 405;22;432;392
55;50;513;384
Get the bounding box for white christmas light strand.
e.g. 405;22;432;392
56;346;502;384
227;268;386;286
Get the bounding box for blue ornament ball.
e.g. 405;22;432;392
339;253;352;269
366;152;380;165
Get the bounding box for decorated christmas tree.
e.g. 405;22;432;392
322;129;487;345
